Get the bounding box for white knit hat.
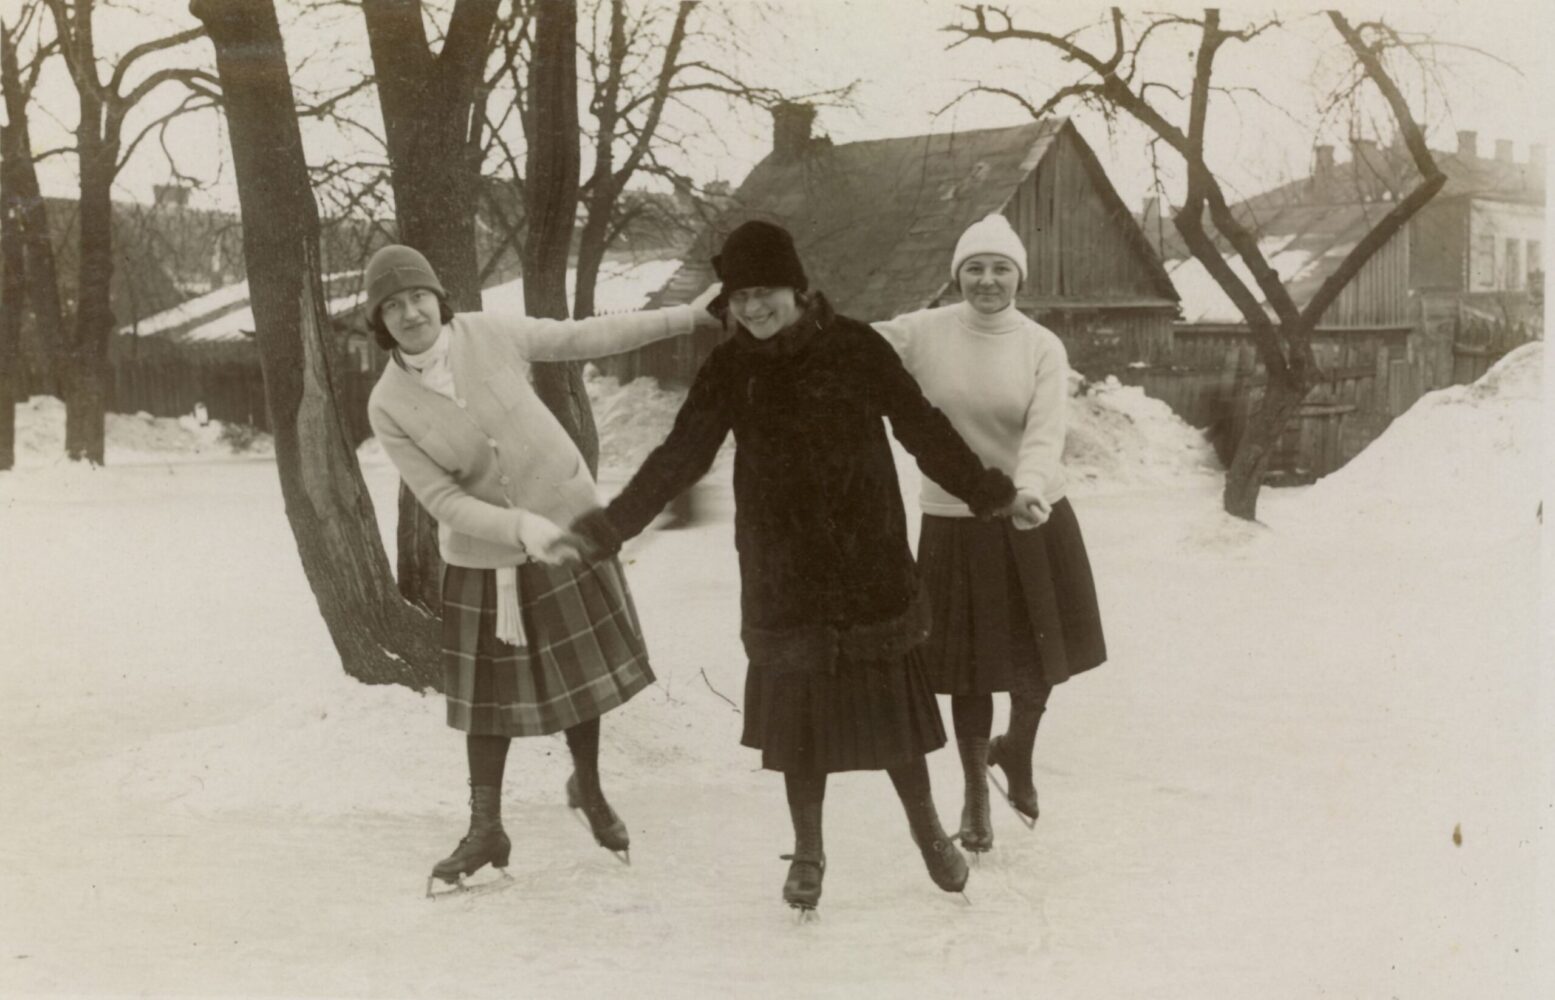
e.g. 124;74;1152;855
950;213;1027;284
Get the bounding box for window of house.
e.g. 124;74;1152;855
1505;238;1523;290
1528;240;1543;285
1471;233;1497;290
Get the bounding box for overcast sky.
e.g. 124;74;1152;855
15;0;1551;219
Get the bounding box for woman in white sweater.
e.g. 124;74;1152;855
874;214;1107;854
363;245;718;894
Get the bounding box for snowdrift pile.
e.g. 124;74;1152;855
1286;342;1543;540
1063;374;1222;492
11;395;273;466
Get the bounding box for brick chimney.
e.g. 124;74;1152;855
1314;144;1335;177
1494;139;1514;163
771;102;816;162
1456;130;1478;159
153;183;190;209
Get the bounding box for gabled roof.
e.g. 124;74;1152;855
1157;138;1545;325
648;118;1175;321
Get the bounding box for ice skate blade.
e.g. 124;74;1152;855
787;903;820;923
987;772;1038;829
568;804;632;863
424;869;515;900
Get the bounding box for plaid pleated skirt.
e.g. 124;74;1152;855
918;497;1107;696
740;647;947;775
440;557;654;737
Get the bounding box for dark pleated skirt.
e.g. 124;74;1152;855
441;557;654;737
918;497;1106;695
740;647;947;774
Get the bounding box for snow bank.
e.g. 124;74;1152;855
1063;374;1222;493
585;365;715;475
10;395;274;467
1278;342;1544;541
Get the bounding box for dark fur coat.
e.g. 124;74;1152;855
575;294;1015;671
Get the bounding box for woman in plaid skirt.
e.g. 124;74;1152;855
568;221;1045;914
363;245;721;892
873;213;1108;855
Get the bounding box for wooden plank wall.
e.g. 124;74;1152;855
1129;324;1422;482
108;349;380;447
1007;132;1166;302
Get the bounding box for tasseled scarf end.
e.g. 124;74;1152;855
494;565;526;648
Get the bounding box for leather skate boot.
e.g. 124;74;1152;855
427;785;511;896
987;734;1039;827
566;771;630;863
781;797;826;915
955;737;994;855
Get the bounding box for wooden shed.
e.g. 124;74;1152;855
605;112;1178;384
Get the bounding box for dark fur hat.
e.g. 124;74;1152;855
710;220;808;313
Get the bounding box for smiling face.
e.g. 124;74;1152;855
378;287;444;354
957;254;1020;315
729;286;801;340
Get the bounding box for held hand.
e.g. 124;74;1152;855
1007;490;1051;531
514;510;577;566
689;282;724;334
544;531;590;567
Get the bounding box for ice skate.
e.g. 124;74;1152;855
425;785;512;899
912;829;972;900
987;734;1038;828
566;771;631;864
780;853;825;920
955;737;994;860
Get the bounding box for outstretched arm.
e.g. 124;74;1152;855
571;352;732;555
856;325;1016;517
496;284;723;362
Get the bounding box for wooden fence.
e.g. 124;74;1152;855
109;344;381;447
1133;293;1540;484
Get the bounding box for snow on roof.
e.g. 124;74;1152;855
1166;236;1323;324
126;280;253;337
123;271;366;343
481;258;684;316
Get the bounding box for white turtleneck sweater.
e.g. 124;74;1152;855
873;301;1068;516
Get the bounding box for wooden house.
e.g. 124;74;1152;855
604;108;1178;383
1147;132;1545;482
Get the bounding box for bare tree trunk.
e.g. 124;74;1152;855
6;5;66;407
524;0;598;475
1222;372;1308;519
363;0;500;612
0;110;22;470
0;26;65;398
192;0;441;689
64;144;113;464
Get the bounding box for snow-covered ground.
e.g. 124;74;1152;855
1;345;1549;998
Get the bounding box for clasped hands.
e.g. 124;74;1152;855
1000;490;1050;530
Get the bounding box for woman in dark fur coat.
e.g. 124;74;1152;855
570;220;1043;914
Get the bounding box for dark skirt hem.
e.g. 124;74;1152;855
918;497;1106;696
739;647;946;774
